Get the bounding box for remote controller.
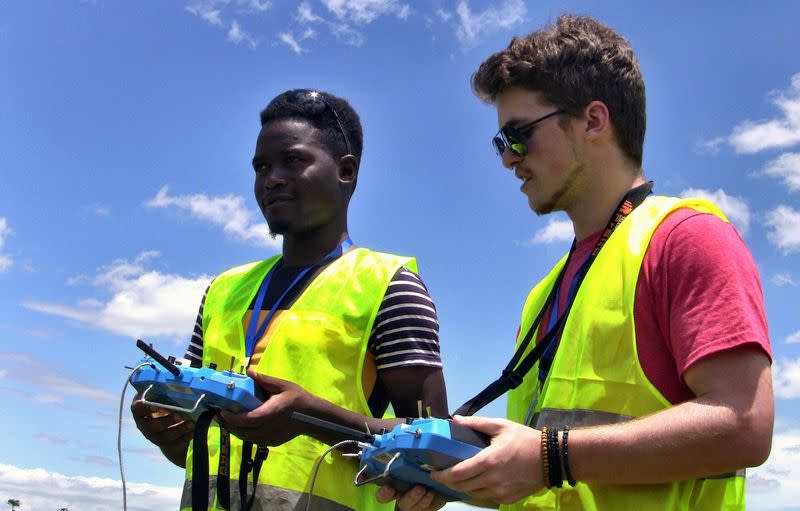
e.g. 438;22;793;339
292;412;489;501
129;340;262;418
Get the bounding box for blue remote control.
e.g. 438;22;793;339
130;340;262;418
291;413;489;501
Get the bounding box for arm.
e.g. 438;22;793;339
427;345;772;505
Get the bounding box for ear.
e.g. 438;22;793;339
338;154;359;188
582;100;610;142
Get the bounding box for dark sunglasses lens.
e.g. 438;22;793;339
493;136;506;155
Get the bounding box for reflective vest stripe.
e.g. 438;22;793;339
180;478;354;511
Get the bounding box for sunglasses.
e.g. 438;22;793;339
284;89;353;156
492;109;565;158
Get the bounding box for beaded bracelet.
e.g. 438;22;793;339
547;427;563;488
562;425;576;487
541;427;551;488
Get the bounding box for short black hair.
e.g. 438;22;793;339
259;89;364;164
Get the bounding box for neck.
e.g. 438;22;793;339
567;169;645;241
281;221;350;267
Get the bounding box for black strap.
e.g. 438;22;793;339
216;428;231;510
191;410;218;511
452;181;654;417
238;442;269;511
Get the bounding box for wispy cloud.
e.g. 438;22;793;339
228;19;258;48
278;28;315;54
0;463;181;511
762;152;800;192
765;205;800;254
35;433;68;445
680;188;751;235
321;0;411;24
186;1;264;48
24;251;213;339
446;0;526;48
145;186;279;248
0;352;117;405
787;331;800;344
724;73;800;154
773;357;800;399
532;217;573;244
297;2;323;23
773;272;800;286
0;217;13;272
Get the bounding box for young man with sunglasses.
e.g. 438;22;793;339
131;89;448;511
379;14;772;511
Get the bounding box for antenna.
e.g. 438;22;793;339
135;339;181;377
291;412;374;443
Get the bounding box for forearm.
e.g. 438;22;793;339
568;394;772;484
296;393;405;446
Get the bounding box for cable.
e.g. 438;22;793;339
305;440;366;511
118;362;155;511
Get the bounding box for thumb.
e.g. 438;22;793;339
451;414;504;437
247;369;290;394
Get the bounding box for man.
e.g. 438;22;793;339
380;15;772;511
132;89;448;511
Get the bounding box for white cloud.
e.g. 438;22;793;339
228;19;257;48
436;8;452;22
330;22;364;47
297;2;323;23
532;217;573;244
185;0;225;26
724;73;800;154
0;217;13;272
85;203;111;217
765;205;800;254
454;0;526;47
747;428;800;510
0;463;181;511
772;272;799;286
0;352;118;405
773;357;800;399
145;186;279;248
24;251;213;339
762;152;800;192
322;0;411;24
679;188;751;235
279;31;304;54
787;331;800;344
246;0;271;12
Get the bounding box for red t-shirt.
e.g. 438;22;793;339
536;207;771;404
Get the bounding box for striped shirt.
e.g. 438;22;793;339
184;268;441;372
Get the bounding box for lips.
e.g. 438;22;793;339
264;194;294;207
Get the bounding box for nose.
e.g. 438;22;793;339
501;147;523;170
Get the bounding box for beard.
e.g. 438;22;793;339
533;161;586;216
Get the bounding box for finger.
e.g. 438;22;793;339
246;369;290;394
395;486;427;510
375;485;397;503
451;415;503;437
431;444;500;487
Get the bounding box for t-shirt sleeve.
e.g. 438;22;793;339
368;268;442;370
643;210;771;378
184;284;209;368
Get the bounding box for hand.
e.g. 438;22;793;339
430;415;543;506
376;485;446;511
130;394;194;449
219;370;312;445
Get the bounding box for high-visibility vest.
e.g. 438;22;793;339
180;247;417;511
504;196;745;511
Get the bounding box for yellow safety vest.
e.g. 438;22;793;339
180;247;417;511
504;196;745;511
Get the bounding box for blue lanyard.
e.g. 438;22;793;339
244;238;353;358
537;248;591;387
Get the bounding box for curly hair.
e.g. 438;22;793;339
472;14;645;167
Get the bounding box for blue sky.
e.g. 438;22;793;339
1;0;800;509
